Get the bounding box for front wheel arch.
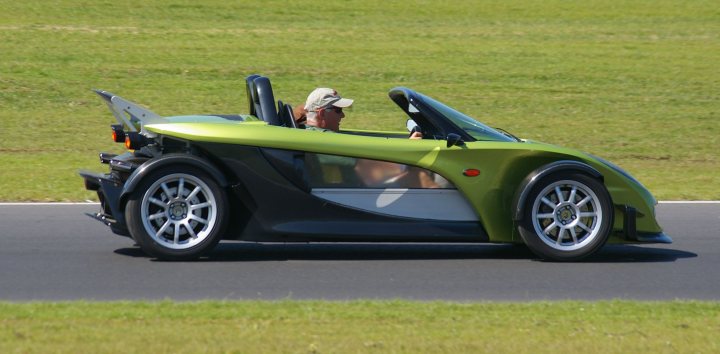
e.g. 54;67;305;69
512;160;604;221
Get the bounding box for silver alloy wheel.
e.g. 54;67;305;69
140;173;218;250
531;180;603;251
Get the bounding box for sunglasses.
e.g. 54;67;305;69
322;106;343;114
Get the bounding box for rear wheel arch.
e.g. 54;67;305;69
119;153;231;210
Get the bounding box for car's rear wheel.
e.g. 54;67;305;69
518;172;613;261
126;166;228;260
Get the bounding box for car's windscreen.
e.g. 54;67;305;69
418;93;517;142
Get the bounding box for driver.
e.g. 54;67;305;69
302;87;423;139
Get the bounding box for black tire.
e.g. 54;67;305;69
125;165;229;260
517;171;613;261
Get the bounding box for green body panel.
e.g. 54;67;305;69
145;119;661;243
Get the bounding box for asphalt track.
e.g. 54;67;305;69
1;203;718;301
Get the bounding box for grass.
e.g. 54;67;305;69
0;0;718;200
1;300;719;353
2;6;716;349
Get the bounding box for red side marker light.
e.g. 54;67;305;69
463;169;481;177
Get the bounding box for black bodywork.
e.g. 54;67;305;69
81;140;489;243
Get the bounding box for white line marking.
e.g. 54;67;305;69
658;201;720;204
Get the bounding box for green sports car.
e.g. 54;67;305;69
80;74;671;261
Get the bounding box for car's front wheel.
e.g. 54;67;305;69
518;172;613;261
126;166;228;260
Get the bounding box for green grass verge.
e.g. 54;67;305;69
1;0;718;200
1;301;719;353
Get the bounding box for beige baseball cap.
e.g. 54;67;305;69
304;88;354;111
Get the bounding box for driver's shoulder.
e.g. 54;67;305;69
305;126;333;133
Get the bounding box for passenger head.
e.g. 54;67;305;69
293;104;307;126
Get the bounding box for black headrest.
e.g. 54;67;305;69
245;74;281;126
245;74;260;117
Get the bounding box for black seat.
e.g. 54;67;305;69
245;74;281;126
277;100;297;128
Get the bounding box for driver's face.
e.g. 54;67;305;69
319;106;345;132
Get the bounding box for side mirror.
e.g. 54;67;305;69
406;119;418;133
446;133;465;148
